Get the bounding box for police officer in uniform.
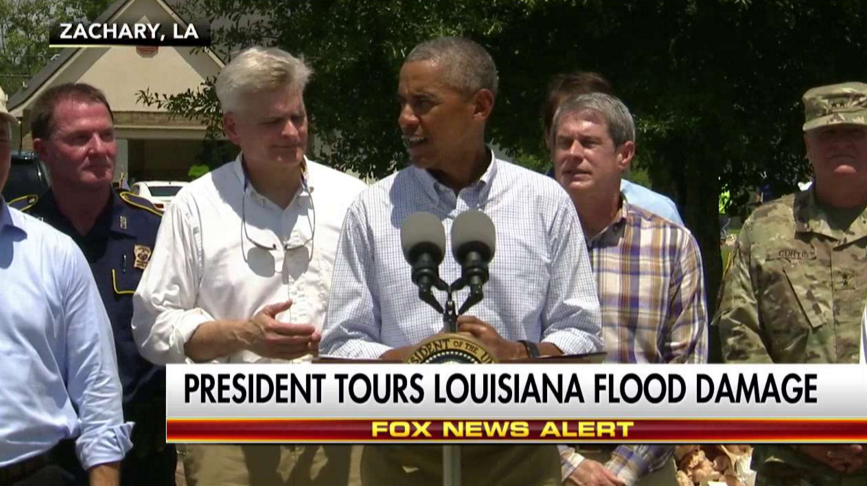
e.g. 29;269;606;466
12;83;174;486
715;82;867;485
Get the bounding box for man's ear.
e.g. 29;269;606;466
617;140;636;172
33;138;49;163
472;89;495;122
223;114;240;145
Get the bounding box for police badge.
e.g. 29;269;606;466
133;244;152;270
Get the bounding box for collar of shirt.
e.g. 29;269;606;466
586;193;629;248
235;154;313;205
0;198;13;230
0;198;27;239
0;197;29;237
33;190;139;247
230;154;315;252
409;149;499;210
794;186;867;243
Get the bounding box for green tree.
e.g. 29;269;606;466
146;0;867;360
0;0;114;95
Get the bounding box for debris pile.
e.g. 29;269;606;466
675;445;755;486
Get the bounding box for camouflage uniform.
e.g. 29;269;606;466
715;82;867;486
717;188;866;364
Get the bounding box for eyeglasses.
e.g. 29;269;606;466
241;176;316;258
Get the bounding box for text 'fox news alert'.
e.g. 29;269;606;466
49;21;210;47
165;364;867;443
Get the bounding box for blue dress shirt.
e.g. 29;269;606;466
619;180;683;225
0;199;132;469
321;155;602;358
27;190;165;408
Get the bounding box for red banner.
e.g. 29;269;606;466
167;418;867;443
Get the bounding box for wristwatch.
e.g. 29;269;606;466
518;340;541;358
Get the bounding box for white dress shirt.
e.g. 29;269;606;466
132;155;367;364
321;154;602;358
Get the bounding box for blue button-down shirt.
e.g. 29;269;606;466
27;190;164;407
0;199;132;469
620;180;683;225
321;154;602;358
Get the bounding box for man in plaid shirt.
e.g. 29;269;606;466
549;92;708;486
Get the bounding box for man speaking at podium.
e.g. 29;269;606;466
320;37;603;486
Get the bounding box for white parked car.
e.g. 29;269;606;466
130;181;188;211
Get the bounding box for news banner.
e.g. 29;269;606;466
166;364;867;444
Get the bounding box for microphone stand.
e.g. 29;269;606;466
443;294;458;334
419;276;485;486
440;282;463;486
430;276;484;335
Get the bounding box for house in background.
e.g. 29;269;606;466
7;0;224;183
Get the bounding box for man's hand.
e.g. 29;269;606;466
89;462;120;486
456;316;523;360
239;300;320;360
564;459;626;486
798;444;864;473
827;444;865;473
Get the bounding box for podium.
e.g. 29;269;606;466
315;351;605;486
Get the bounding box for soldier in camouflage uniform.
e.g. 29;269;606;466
715;82;867;486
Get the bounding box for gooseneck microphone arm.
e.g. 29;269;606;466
410;247;448;314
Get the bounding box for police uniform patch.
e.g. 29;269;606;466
133;245;152;270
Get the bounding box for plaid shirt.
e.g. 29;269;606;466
561;198;708;485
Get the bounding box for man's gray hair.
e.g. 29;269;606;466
405;37;499;98
216;46;313;114
551;93;636;147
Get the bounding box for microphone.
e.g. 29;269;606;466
400;212;447;313
451;210;495;314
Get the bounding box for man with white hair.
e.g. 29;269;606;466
132;46;366;486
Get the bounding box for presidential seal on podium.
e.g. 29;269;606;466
405;334;497;364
